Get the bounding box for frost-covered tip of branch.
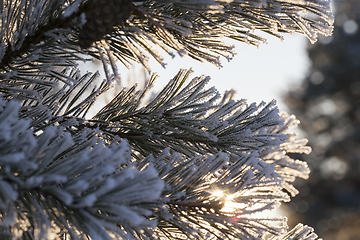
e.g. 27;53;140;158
6;68;109;132
107;0;334;68
136;149;289;239
0;97;164;239
0;0;334;72
0;0;88;81
270;223;320;240
260;113;312;197
92;69;287;159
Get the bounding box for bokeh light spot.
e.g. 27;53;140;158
343;20;358;34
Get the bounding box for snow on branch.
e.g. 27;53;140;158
105;0;334;67
86;69;314;197
259;113;312;197
0;1;324;239
91;69;287;160
270;223;320;240
0;96;164;240
0;95;309;239
0;0;89;84
0;0;333;73
86;69;313;214
135;149;289;239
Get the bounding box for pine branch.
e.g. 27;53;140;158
260;113;312;197
0;1;75;70
0;0;334;100
0;0;85;71
0;97;164;240
68;69;311;200
0;94;318;240
270;224;320;240
76;69;312;212
0;1;329;239
0;0;94;104
86;69;286;160
0;0;334;76
0;66;110;136
136;149;289;239
105;0;334;68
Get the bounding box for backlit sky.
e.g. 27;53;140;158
142;34;310;112
87;33;311;115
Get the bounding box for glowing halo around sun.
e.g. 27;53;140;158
210;189;282;223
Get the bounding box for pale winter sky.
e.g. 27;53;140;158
129;33;310;112
87;33;311;115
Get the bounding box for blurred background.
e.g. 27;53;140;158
88;0;360;238
282;0;360;239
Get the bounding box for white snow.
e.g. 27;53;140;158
63;0;81;18
25;176;44;188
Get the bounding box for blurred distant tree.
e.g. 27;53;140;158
284;0;360;239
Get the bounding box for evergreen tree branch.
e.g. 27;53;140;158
0;0;95;103
260;113;312;197
0;96;311;240
79;69;311;206
0;0;334;81
0;97;164;240
0;0;77;70
136;149;289;239
0;1;328;239
88;69;286;160
270;224;320;240
0;0;334;100
105;0;334;68
0;59;316;239
0;0;86;71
